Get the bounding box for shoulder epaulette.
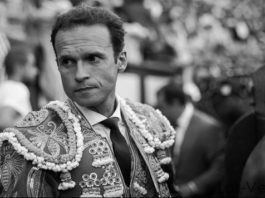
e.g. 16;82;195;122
0;100;84;173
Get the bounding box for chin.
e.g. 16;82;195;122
74;97;101;108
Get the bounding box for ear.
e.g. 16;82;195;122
117;51;127;73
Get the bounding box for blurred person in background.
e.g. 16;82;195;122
156;82;225;198
225;65;265;198
0;1;10;83
0;5;175;197
194;70;253;137
0;44;38;131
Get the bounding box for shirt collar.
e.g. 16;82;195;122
75;98;121;126
176;102;194;126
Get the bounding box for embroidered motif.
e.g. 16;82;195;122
144;110;174;147
159;183;171;198
58;171;76;190
119;97;176;153
156;149;172;165
83;125;98;142
0;100;84;187
15;109;49;128
133;182;147;195
79;172;101;197
86;139;114;167
27;167;42;197
133;161;148;196
45;101;83;167
133;156;147;184
103;163;124;197
0;144;25;191
148;156;169;183
66;99;98;142
80;187;101;197
27;122;68;158
79;163;124;197
141;108;164;137
122;104;161;196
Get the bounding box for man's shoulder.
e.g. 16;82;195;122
123;98;165;123
120;97;176;166
0;100;82;172
193;109;221;128
191;109;224;137
240;133;265;197
12;100;66;129
121;98;176;142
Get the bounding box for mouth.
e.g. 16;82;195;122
74;86;97;93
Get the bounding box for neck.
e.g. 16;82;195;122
90;94;116;117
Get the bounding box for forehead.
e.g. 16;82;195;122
55;24;112;55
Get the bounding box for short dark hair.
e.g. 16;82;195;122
51;5;125;60
69;0;103;7
4;45;33;77
158;83;189;105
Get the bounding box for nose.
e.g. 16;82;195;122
75;60;90;82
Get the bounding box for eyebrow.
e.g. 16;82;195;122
83;52;107;59
57;54;76;62
57;51;107;61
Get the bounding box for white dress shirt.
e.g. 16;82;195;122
75;99;129;146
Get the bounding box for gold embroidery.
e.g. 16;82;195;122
45;102;79;164
58;171;76;190
125;99;173;143
2;103;78;165
27;122;68;157
27;167;42;197
132;160;148;196
79;163;124;197
0;144;25;191
15;109;49;128
86;139;113;167
135;163;147;184
159;183;171;197
83;125;98;142
148;155;169;183
103;163;124;197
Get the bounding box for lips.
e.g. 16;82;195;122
74;85;97;92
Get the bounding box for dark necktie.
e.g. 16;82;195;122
102;118;131;186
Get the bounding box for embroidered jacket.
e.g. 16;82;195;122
0;97;176;197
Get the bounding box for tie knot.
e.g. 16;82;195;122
101;117;119;130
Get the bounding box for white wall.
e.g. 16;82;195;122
145;75;169;106
116;73;141;102
117;73;169;106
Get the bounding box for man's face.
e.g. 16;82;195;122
55;24;127;112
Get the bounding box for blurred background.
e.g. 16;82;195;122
0;0;264;134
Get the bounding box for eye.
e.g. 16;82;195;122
59;57;76;69
85;54;101;64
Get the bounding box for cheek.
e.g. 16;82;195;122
60;73;73;88
96;69;118;86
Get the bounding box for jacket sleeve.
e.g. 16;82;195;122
0;141;60;197
192;125;225;195
239;134;265;198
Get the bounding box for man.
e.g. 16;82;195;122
0;5;176;197
227;65;265;198
157;82;225;198
0;44;38;131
